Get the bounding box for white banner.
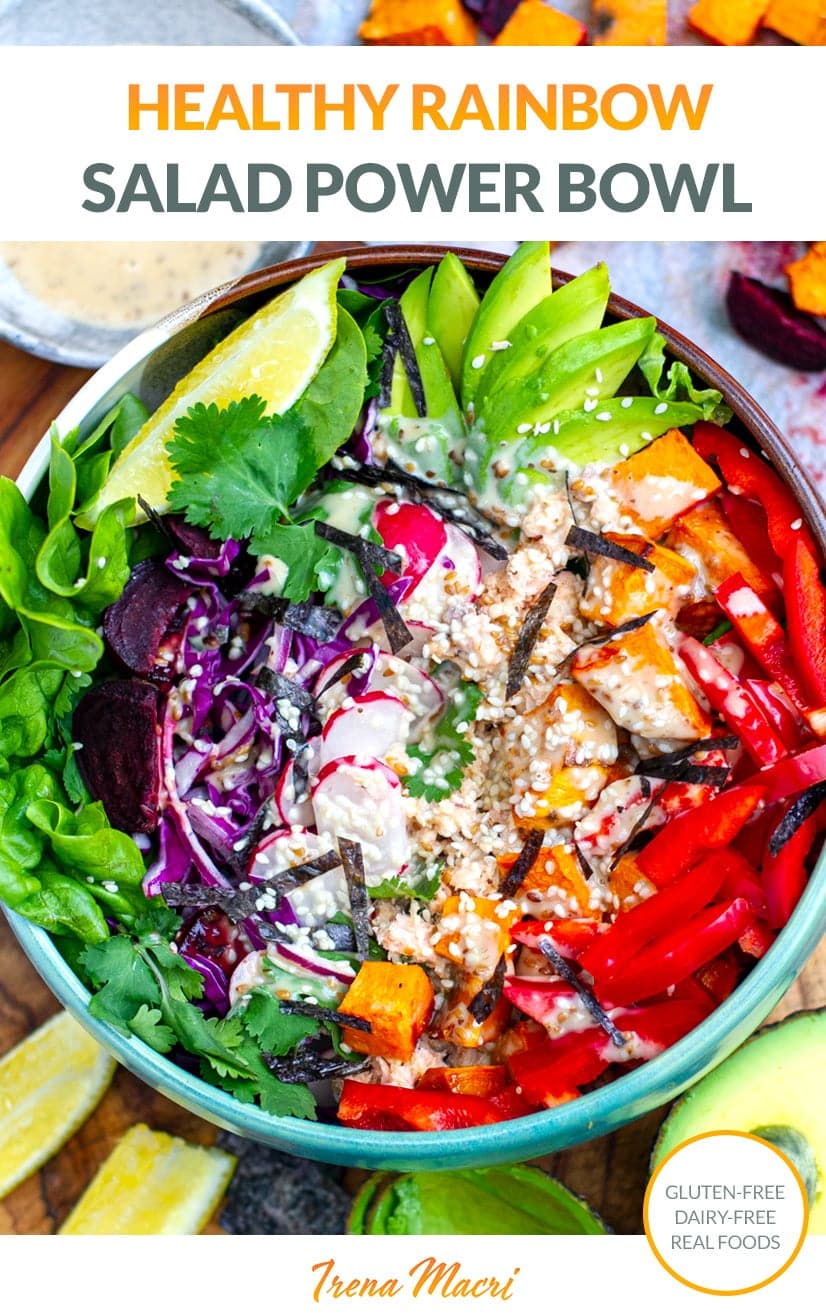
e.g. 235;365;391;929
1;1234;823;1309
0;46;821;240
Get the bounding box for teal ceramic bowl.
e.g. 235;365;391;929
7;246;826;1170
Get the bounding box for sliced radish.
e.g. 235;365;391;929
374;499;448;596
248;827;349;928
229;950;268;1008
316;648;443;729
400;523;482;627
273;737;321;828
321;692;412;769
312;755;410;886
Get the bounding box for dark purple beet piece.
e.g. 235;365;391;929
103;558;192;677
167;516;223;560
73;679;161;833
462;0;520;36
726;272;826;372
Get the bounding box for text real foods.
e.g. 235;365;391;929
2;243;825;1131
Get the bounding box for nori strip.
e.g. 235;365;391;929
506;581;558;699
264;1049;370;1083
161;850;341;921
574;843;593;881
256;667;316;711
609;786;667;870
291;740;312;806
769;782;826;857
500;827;545;898
137;495;176;544
231;801;271;874
237;592;342;641
384;301;426;417
339;838;371;960
378;320;397;410
565;526;655;573
564;609;661;665
634;735;738;779
278;1000;372;1032
313;520;403;574
331;459;509;561
361;563;414;655
320;920;357;952
638;763;730;788
536;935;627;1049
317;650;369;697
468;955;506;1024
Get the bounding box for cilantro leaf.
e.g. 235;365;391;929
82;936;160;1029
369;858;444;902
128;1004;176;1053
248;521;339;603
167;398;315;541
407;675;483;803
241;988;320;1055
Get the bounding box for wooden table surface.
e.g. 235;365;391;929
1;335;824;1236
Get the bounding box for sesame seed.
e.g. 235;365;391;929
653;402;668;415
471;354;486;369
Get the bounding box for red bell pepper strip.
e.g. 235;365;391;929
509;918;600;960
596;898;752;1005
761;802;822;928
337;1081;504;1131
693;422;815;562
744;680;806;751
636;783;765;887
715;573;817;721
785;534;826;707
678;635;787;765
717;851;767;917
694;952;741;1004
720;489;783;584
738;918;776;959
503;978;613;1030
488;1085;541;1119
507;1001;710;1108
580;849;730;983
743;743;826;804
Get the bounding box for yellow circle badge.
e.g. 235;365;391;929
644;1130;809;1296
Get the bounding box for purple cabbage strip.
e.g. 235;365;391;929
181;950;231;1014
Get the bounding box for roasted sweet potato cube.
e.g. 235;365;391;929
339;961;434;1061
433;893;518;975
592;0;666;44
436;973;512;1047
506;682;618;823
493;0;587;43
785;243;826;316
609;429;721;539
762;0;826;42
359;0;477;44
497;841;593;914
608;854;655;908
581;535;696;626
572;620;712;742
688;0;770;43
668;500;779;603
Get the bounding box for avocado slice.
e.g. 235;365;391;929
461;241;552;412
474;262;611;408
348;1165;606;1235
429;252;480;394
652;1010;826;1232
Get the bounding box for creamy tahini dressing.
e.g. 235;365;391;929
1;241;261;329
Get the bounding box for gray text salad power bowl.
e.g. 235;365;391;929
4;244;826;1171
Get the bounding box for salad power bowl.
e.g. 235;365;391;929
4;244;826;1171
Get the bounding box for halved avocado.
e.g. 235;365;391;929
652;1010;826;1232
348;1165;606;1235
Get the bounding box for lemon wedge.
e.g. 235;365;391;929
78;257;345;526
59;1124;236;1234
0;1011;116;1200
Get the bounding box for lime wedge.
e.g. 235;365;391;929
78;257;345;526
59;1123;236;1235
0;1011;116;1200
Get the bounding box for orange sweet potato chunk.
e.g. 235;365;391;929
667;500;780;604
609;428;722;540
493;0;587;44
688;0;770;43
339;961;435;1060
498;842;593;913
762;0;826;42
785;243;826;316
592;0;666;45
360;0;477;44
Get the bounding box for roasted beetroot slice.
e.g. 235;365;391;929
726;272;826;372
73;679;161;833
167;516;223;560
103;558;192;677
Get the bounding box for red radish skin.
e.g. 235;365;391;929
374;500;448;595
273;737;320;829
315;648;444;728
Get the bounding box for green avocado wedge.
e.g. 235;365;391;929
652;1011;826;1233
473;263;612;408
348;1165;607;1235
461;241;552;412
477;316;657;449
428;252;480;394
